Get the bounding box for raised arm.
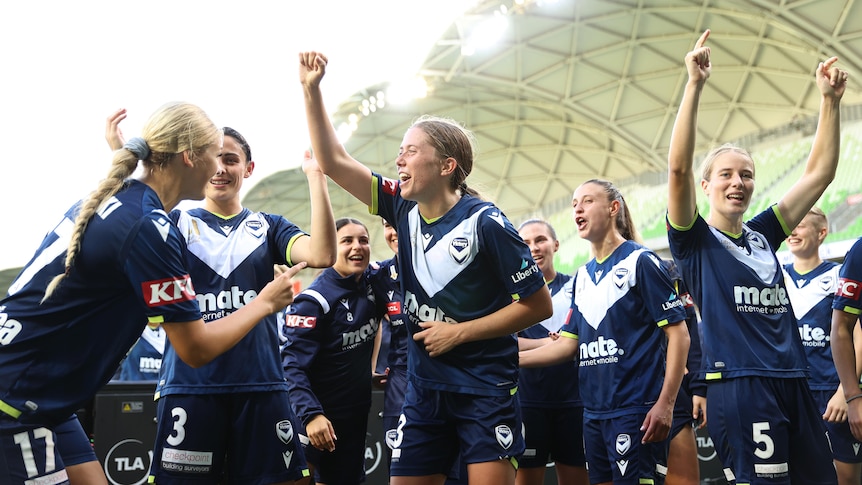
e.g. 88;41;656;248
162;262;306;367
300;51;374;206
776;58;847;229
287;151;337;268
667;30;711;228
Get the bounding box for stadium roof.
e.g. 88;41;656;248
246;0;862;262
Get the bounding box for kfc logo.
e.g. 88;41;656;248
143;276;195;307
382;178;399;196
837;278;861;300
285;315;317;328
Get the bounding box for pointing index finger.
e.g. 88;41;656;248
695;29;710;49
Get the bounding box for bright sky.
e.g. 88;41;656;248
0;0;473;270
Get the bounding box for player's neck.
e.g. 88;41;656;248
204;198;243;217
792;254;823;273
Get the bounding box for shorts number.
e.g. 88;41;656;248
13;428;57;478
752;422;774;459
166;407;188;446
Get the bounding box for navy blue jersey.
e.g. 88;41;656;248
783;261;841;390
156;208;305;397
560;241;686;419
118;325;165;381
370;173;546;396
517;273;580;407
835;238;862;316
281;267;380;424
368;257;408;371
0;180;201;427
667;207;808;380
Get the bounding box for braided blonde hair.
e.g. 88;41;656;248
42;102;219;302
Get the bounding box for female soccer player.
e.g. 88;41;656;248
519;180;689;485
0;102;305;485
667;29;846;483
298;51;552;485
105;112;336;484
281;217;380;485
785;209;862;485
515;219;588;485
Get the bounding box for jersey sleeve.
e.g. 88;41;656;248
281;294;327;424
835;239;862;315
123;211;201;325
747;205;791;251
636;251;687;327
266;214;308;267
370;173;403;227
478;207;546;301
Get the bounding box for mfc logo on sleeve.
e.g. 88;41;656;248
142;276;196;307
837;277;861;300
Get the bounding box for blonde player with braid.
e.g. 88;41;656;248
0;102;306;485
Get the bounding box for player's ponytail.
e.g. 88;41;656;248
42;102;219;302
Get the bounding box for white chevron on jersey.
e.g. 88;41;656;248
407;205;491;297
782;265;841;319
140;325;166;355
539;277;574;333
575;248;645;330
176;211;269;278
708;224;778;282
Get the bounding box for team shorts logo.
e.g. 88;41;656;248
838;277;861;300
616;433;631;455
285;315;317;328
495;424;514;450
142;276;195;307
449;237;469;263
276;420;294;444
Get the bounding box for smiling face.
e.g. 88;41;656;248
185;138;224;200
518;221;558;279
333;222;371;278
787;211;827;259
382;220;398;254
395;126;448;202
701;150;755;221
205;134;254;206
571;182;616;243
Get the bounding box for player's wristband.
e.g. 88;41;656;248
846;393;862;404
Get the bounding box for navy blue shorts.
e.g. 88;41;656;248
55;415;96;467
811;389;862;464
1;419;70;484
389;382;523;477
301;411;369;485
151;392;309;484
520;405;586;468
583;412;668;485
671;384;695;441
707;377;837;484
